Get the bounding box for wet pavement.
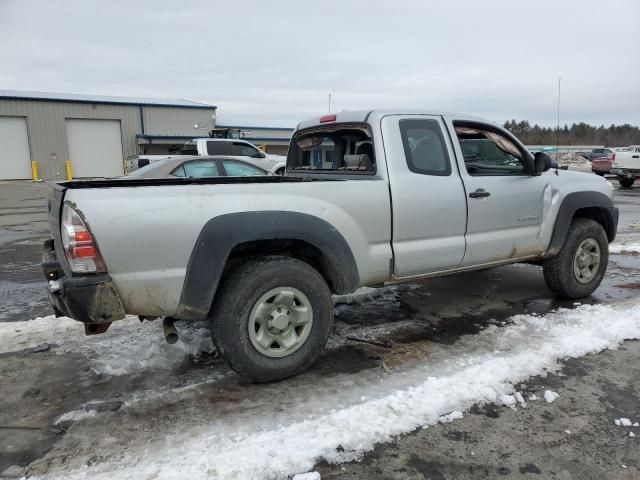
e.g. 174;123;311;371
0;179;639;478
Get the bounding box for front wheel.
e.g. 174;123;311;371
542;218;609;298
210;256;333;382
619;177;635;189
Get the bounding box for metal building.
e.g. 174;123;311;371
0;90;217;181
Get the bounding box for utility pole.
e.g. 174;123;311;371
328;93;332;113
556;77;561;155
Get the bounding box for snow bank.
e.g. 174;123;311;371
36;301;640;480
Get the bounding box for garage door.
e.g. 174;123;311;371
66;119;124;178
0;117;32;180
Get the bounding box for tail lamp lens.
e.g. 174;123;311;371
61;204;106;273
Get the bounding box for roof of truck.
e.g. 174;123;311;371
296;109;492;131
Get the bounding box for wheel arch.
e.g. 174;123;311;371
546;191;618;257
175;211;359;320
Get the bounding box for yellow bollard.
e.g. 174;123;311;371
65;160;73;180
31;160;39;182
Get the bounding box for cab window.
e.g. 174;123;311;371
454;124;525;176
230;142;262;158
206;142;231;155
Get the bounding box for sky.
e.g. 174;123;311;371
1;0;638;128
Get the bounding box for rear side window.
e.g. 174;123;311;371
399;119;451;176
288;124;375;174
206;142;231;155
172;160;221;178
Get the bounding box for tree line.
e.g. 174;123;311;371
503;120;640;147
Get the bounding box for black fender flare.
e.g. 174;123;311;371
546;191;618;256
176;211;359;320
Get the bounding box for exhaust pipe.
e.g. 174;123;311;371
163;317;179;344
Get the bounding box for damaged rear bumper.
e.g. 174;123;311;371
42;239;126;324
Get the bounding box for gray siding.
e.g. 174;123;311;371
143;106;215;136
0;99;216;180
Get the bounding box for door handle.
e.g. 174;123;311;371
632;155;639;158
469;189;490;199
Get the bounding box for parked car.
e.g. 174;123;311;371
125;155;183;173
125;156;269;179
42;109;617;382
585;148;616;175
577;148;615;162
179;138;287;175
611;146;640;188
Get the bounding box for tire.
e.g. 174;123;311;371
595;171;605;176
542;218;609;299
619;178;635;189
210;255;333;382
275;167;285;176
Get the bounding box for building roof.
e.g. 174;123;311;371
0;90;216;109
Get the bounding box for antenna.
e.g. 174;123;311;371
328;93;332;113
556;77;561;157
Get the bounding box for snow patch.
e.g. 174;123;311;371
35;301;640;480
292;473;321;480
609;243;640;254
544;390;559;403
617;418;633;427
0;315;214;375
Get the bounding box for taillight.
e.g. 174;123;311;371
61;204;106;273
320;114;336;123
611;153;616;161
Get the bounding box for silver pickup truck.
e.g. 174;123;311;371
43;110;618;381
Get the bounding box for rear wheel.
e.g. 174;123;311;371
210;256;333;382
542;218;608;298
595;171;605;176
619;177;635;189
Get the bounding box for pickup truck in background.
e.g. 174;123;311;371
179;138;287;175
586;148;616;176
42;110;618;382
611;146;640;188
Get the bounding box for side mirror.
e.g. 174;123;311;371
253;151;266;159
534;152;552;175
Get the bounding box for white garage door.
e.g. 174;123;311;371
0;116;32;180
66;119;124;178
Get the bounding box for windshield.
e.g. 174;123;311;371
288;124;375;173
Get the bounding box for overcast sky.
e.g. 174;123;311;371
1;0;638;127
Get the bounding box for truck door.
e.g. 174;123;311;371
381;115;467;277
445;119;549;266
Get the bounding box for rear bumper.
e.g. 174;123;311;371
42;239;126;324
611;168;640;178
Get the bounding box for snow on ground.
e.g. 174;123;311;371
544;390;560;403
0;315;214;375
609;242;640;254
15;300;640;480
